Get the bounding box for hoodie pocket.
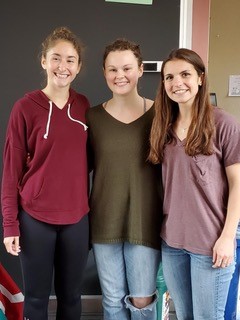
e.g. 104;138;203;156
20;175;44;202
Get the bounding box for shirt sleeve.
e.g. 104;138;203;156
1;103;28;237
223;130;240;167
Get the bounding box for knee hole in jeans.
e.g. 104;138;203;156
127;291;158;309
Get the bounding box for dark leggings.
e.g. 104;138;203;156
19;210;89;320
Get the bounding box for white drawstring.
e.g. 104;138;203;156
43;101;88;139
67;104;88;131
43;101;53;139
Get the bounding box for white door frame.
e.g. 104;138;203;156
179;0;193;48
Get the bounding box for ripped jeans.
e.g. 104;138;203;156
93;243;161;320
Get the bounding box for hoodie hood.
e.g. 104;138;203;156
25;88;78;109
24;89;88;139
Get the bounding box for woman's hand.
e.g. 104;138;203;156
3;236;21;256
212;235;234;268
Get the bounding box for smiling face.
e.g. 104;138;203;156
163;59;202;108
41;40;81;90
104;50;143;96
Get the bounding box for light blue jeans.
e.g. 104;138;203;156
162;241;235;320
93;242;161;320
225;239;240;320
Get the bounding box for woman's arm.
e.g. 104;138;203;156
212;163;240;268
1;103;28;244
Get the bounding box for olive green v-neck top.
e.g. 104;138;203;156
86;104;162;249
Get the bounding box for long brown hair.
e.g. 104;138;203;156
148;48;215;164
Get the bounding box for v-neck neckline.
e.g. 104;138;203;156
100;102;153;126
172;130;186;145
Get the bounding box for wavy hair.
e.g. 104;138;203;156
148;48;215;164
103;38;143;69
40;26;83;64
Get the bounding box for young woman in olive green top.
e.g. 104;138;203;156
86;39;162;320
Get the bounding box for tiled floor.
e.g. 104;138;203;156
49;312;177;319
48;296;177;319
48;293;240;319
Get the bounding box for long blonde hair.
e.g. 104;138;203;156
148;48;215;164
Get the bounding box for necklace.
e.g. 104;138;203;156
181;126;189;133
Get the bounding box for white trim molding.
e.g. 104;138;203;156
179;0;193;48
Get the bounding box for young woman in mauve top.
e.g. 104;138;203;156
86;38;162;320
1;26;90;320
149;48;240;320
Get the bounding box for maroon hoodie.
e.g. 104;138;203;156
1;89;90;237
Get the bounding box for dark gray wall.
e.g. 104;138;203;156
0;0;180;294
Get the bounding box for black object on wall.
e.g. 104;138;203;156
210;93;217;106
0;0;180;294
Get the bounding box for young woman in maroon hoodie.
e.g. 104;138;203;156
1;26;90;320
